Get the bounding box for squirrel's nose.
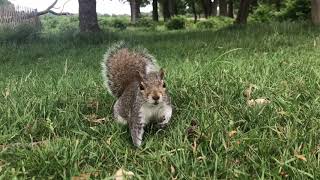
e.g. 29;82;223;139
152;95;160;101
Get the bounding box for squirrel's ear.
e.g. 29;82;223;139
159;68;165;79
135;70;144;82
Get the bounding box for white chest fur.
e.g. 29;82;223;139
139;103;172;124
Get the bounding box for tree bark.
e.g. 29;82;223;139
152;0;159;21
174;0;178;15
274;0;281;10
191;0;197;23
234;0;251;24
162;0;171;21
251;0;258;7
228;0;233;18
212;0;218;16
168;0;175;17
201;0;207;18
130;0;140;23
219;0;228;16
201;0;212;18
78;0;100;32
37;0;58;16
136;0;141;17
312;0;320;25
207;0;212;17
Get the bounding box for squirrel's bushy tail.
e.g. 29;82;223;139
101;41;158;98
101;41;124;97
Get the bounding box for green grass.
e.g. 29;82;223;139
1;22;320;179
39;15;233;33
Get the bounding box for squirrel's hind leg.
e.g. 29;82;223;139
113;99;127;125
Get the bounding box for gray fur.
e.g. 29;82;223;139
101;41;126;96
101;42;172;147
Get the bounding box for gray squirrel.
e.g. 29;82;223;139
101;42;173;147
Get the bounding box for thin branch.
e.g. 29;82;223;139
60;0;71;14
48;10;72;16
36;0;58;16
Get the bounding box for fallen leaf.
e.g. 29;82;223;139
186;119;199;139
228;130;237;138
277;110;288;116
5;89;9;97
170;165;175;174
191;139;197;153
243;84;256;99
87;99;99;110
233;159;240;165
72;173;91;180
190;119;197;126
312;145;320;155
246;99;256;106
243;84;271;107
114;168;134;180
295;154;307;162
279;170;289;178
106;136;112;145
2;88;10;98
85;114;106;124
254;98;271;105
170;165;177;179
197;156;206;161
247;98;271;107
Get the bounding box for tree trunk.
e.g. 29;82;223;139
274;0;281;10
174;1;178;15
251;0;258;7
152;0;159;21
312;0;320;25
130;0;140;23
201;0;207;18
212;0;218;16
234;0;251;24
202;0;212;18
228;0;233;18
191;0;197;23
136;0;141;17
78;0;100;32
162;0;171;21
207;0;212;16
219;0;228;16
168;0;175;17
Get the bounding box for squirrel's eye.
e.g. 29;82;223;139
139;84;145;90
163;82;166;88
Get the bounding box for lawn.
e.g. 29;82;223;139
1;22;320;179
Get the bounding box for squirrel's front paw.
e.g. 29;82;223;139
157;122;168;129
133;139;142;147
157;116;169;129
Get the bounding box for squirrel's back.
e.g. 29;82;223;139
101;42;159;97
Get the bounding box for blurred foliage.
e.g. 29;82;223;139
165;16;186;30
196;20;214;29
111;18;128;30
251;0;311;22
0;23;40;42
